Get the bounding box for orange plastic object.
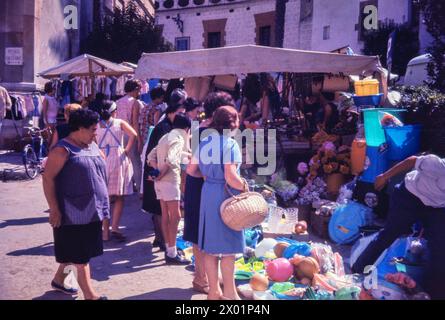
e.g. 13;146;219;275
351;139;367;175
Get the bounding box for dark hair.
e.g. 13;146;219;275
150;86;166;101
203;92;235;119
173;114;191;130
260;73;277;93
169;88;187;106
165;103;182;115
124;79;142;93
98;100;116;121
211;106;239;133
321;92;335;102
184;97;200;112
95;93;106;101
242;74;261;104
69;109;100;132
44;82;54;94
165;79;184;102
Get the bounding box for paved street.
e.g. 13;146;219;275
0;151;352;300
0;151;206;300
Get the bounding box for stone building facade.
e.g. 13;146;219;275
155;0;277;50
156;0;416;54
0;0;154;92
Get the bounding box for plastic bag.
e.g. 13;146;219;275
310;243;335;274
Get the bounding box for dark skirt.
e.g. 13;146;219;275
53;221;103;264
142;179;162;215
183;175;204;245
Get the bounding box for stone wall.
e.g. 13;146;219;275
156;0;276;50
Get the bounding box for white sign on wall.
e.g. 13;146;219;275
5;47;23;66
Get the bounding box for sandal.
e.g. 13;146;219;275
111;231;127;242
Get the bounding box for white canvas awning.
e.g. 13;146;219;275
135;45;384;80
38;54;135;79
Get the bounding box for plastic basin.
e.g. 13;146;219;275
384;125;422;161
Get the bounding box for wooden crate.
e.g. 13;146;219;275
262;226;310;242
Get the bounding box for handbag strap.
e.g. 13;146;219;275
224;179;249;198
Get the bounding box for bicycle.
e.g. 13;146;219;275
22;127;51;179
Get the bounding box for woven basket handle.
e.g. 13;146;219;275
225;179;249;198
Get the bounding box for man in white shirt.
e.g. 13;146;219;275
352;154;445;299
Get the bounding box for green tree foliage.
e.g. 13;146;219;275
362;22;419;76
81;2;172;63
418;0;445;92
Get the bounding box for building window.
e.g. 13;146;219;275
175;37;190;51
254;12;275;47
259;26;271;46
323;26;330;40
202;19;227;48
208;32;222;48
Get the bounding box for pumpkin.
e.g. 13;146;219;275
249;273;269;292
294;257;320;280
274;242;290;258
289;254;305;266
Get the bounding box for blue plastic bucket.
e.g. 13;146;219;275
362;109;407;147
384;125;422;161
360;145;389;183
353;94;384;107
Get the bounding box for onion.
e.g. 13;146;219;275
295;221;308;234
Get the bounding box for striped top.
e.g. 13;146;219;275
55;139;110;226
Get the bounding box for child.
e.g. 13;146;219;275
147;114;191;264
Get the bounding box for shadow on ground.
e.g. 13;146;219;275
7;242;54;257
32;291;78;300
0;217;48;229
123;287;197;300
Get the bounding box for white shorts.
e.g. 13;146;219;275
155;181;181;202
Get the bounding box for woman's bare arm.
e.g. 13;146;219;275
42;147;69;228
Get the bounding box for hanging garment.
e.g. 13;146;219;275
110;77;118;98
104;77;113;98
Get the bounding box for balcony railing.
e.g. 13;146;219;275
155;0;250;11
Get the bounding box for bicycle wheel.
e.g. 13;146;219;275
23;145;39;179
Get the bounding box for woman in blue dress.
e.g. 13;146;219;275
187;106;247;300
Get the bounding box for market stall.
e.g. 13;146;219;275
135;46;430;300
37;54;136;104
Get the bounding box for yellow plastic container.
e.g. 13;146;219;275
354;79;380;96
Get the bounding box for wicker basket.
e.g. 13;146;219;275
220;186;269;231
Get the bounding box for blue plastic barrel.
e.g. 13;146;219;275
384;125;422;161
360;145;389;183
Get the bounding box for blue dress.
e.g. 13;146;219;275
198;133;245;255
